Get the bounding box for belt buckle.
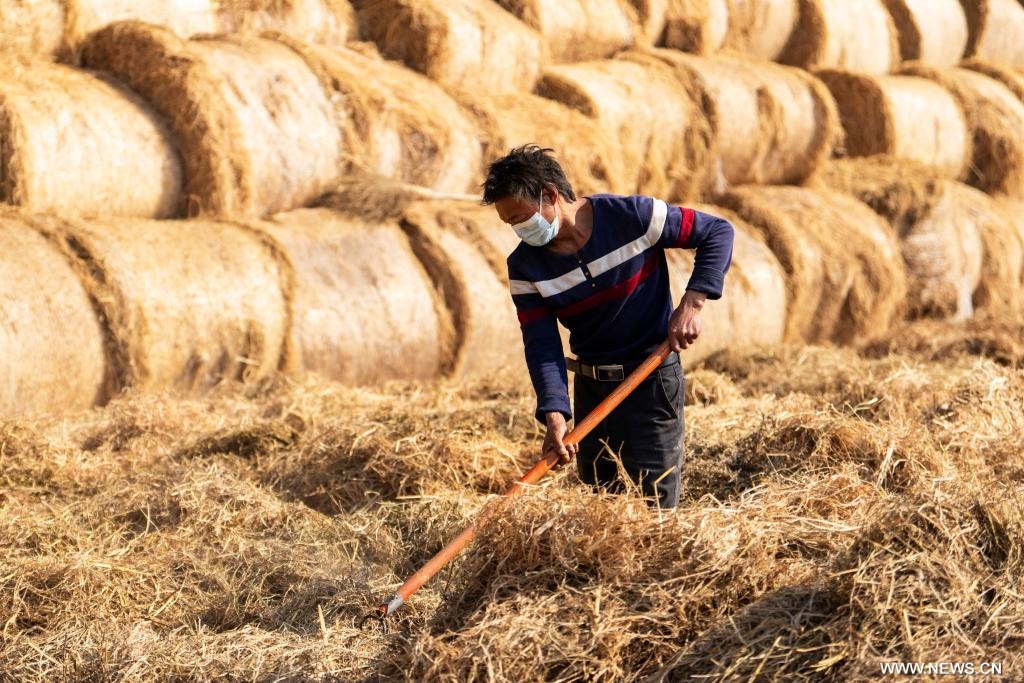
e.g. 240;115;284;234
596;364;624;382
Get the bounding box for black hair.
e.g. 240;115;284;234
481;144;577;205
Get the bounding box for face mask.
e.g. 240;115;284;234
512;191;560;247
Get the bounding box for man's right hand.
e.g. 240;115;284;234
543;412;577;470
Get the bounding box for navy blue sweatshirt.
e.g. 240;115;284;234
506;194;735;422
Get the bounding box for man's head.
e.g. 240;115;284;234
482;145;577;237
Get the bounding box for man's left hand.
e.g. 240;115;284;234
668;290;706;352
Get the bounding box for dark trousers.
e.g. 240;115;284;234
573;355;685;509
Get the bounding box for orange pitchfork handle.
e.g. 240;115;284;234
367;340;674;626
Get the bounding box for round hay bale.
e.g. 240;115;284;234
536;58;714;200
961;58;1024;105
661;0;729;54
457;90;630;196
352;0;544;95
811;157;983;320
961;0;1024;66
493;0;639;63
880;0;968;67
0;54;182;219
400;201;527;380
723;0;800;60
0;213;106;418
665;205;787;362
282;40;480;195
995;197;1024;285
0;0;65;57
901;64;1024;197
629;0;669;45
817;70;970;179
951;183;1023;314
780;0;899;74
214;0;354;44
721;185;907;344
38;215;289;393
80;22;342;219
629;49;838;187
256;208;447;385
65;0;219;54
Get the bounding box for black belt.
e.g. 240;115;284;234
566;352;678;382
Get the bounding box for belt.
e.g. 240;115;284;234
566;352;678;382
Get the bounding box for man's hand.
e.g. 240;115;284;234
543;412;577;470
668;290;706;352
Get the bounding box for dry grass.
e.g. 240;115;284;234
2;318;1023;681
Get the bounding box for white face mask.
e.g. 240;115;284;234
512;191;560;247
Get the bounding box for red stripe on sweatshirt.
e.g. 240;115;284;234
675;207;695;248
555;252;660;319
517;306;552;326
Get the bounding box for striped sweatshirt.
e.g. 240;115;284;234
506;194;735;422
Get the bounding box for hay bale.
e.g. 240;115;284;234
961;0;1024;66
457;90;630;196
629;49;838;187
817;70;970;179
279;40;480;196
0;0;65;57
0;55;182;218
661;0;729;54
812;157;983;319
663;0;801;60
81;22;342;219
352;0;543;95
901;64;1024;197
0;213;106;418
36;215;289;394
256;208;447;385
214;0;354;44
400;202;527;380
721;185;907;344
880;0;968;66
962;58;1024;105
780;0;899;74
629;0;669;45
66;1;219;54
537;58;714;200
665;206;787;362
951;184;1024;314
493;0;639;62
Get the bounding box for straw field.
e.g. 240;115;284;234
2;1;1024;680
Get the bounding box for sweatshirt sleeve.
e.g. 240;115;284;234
508;260;571;424
656;204;735;300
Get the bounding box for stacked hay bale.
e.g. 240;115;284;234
817;70;971;179
33;215;290;394
282;40;480;195
400;202;527;380
0;212;107;418
720;185;907;344
961;0;1024;66
352;0;544;95
537;58;714;200
0;0;220;60
665;205;787;361
493;0;640;62
0;54;182;218
812;158;983;319
457;90;631;196
779;0;900;73
880;0;968;67
901;64;1024;197
214;0;355;45
962;59;1024;105
81;22;342;219
662;0;800;61
255;208;447;385
627;49;838;188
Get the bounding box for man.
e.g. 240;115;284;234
483;145;734;509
